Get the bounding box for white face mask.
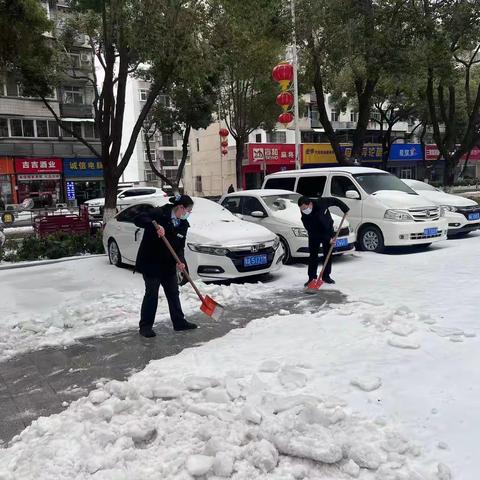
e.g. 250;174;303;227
302;207;312;215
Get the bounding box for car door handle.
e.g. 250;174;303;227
134;228;140;241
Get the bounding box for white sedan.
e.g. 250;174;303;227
85;187;167;218
402;179;480;237
219;189;356;264
103;196;284;282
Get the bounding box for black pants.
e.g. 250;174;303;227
308;236;333;280
140;272;186;331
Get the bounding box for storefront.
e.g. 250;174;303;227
63;158;104;205
0;157;17;207
387;144;423;179
301;143;383;167
15;158;63;208
243;143;296;189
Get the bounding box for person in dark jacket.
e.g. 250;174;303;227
134;194;196;337
227;184;235;194
298;195;349;287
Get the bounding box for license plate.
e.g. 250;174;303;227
335;238;348;248
424;227;438;237
243;254;268;267
468;212;480;221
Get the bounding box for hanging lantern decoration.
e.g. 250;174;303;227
221;149;228;155
221;140;228;148
219;128;229;138
276;91;294;112
278;112;294;128
272;62;294;92
219;128;229;156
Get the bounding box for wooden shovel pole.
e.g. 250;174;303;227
318;212;348;281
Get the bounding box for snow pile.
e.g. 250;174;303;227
0;365;438;479
0;305;451;479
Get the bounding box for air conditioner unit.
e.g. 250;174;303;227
81;53;91;64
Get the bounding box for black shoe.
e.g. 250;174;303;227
304;278;316;287
174;321;198;331
139;329;156;338
323;276;335;284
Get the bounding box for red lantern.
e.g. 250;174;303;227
278;112;294;127
222;149;228;155
276;91;294;112
272;62;294;91
221;140;228;148
219;128;229;137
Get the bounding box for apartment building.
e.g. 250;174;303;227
0;0;101;208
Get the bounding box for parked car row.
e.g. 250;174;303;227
103;167;479;284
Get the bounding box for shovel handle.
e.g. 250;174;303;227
318;211;348;280
152;221;205;302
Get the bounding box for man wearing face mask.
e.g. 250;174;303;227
298;195;349;287
134;194;197;337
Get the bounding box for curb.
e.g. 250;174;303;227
0;254;107;271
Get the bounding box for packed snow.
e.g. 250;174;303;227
0;233;479;478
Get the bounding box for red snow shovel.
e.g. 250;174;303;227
153;221;225;320
306;212;349;291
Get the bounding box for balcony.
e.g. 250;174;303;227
59;103;93;119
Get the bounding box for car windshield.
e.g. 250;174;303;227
353;173;417;195
261;193;301;211
408;181;438;192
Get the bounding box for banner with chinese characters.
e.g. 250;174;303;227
425;145;480;161
302;143;383;165
63;158;104;177
15;158;62;174
389;144;423;161
247;143;296;165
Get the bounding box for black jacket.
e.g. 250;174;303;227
134;204;189;276
301;198;349;238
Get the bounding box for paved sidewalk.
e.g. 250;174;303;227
0;288;346;446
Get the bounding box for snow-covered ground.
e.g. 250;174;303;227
1;233;479;479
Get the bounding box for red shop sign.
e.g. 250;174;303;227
425;145;480;161
247;143;296;165
15;158;63;174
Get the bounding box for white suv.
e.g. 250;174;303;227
84;187;167;218
262;167;448;253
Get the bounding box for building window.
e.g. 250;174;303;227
0;77;5;96
6;75;19;97
63;86;84;104
161;133;174;146
23;119;35;137
139;89;148;101
0;118;9;137
60;121;82;138
195;175;202;192
83;122;95;138
68;53;81;68
48;121;59;137
144;150;156;162
36;120;49;137
196;138;200;152
266;131;287;143
350;111;359;123
371;110;382;122
331;109;339;122
255;133;262;143
10;119;23;136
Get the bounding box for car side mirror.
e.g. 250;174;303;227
251;211;266;218
346;190;360;200
118;194;125;199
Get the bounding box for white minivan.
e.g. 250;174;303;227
262;167;448;252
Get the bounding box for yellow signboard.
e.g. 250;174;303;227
302;144;338;165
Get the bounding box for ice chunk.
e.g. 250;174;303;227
279;309;290;315
348;444;385;470
437;442;449;450
185;376;220;391
341;459;360;478
242;405;262;424
388;338;421;350
247;439;279;473
185;455;214;476
437;463;452;480
259;360;281;373
278;366;308;388
350;376;382;392
213;452;234;477
225;378;242;399
88;390;110;405
204;387;231;404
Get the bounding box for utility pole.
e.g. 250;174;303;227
291;0;301;170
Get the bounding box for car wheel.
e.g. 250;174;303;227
279;236;293;264
359;226;385;253
176;263;189;286
108;238;123;267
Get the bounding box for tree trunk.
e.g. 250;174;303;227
235;138;245;189
175;124;192;195
103;156;119;223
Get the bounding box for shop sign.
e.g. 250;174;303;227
66;181;76;201
0;157;15;175
302;143;382;165
389;144;423;161
17;174;61;181
248;143;296;165
425;145;480;161
1;212;15;224
63;158;104;177
15;158;62;174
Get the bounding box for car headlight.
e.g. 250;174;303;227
441;205;457;213
292;227;308;237
188;243;229;255
384;209;414;222
273;237;280;250
349;225;354;233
